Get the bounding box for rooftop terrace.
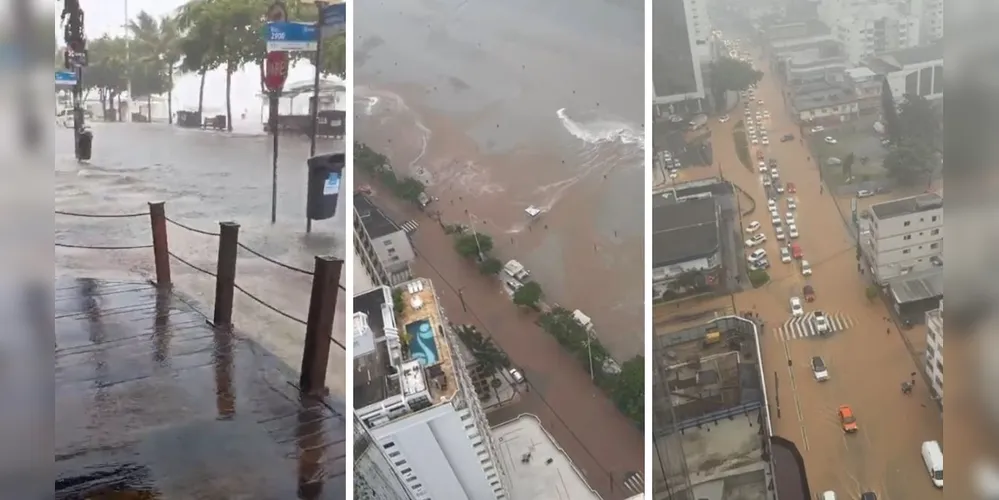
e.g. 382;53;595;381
397;279;458;403
870;192;943;220
493;414;603;500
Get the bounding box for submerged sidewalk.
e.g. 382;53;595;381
55;277;347;499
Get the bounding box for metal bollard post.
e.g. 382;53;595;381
300;256;344;395
213;222;240;328
148;202;171;286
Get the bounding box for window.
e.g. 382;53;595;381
902;249;910;254
406;476;418;483
931;228;939;235
383;240;392;246
388;451;401;458
930;243;939;249
400;467;412;475
903;221;911;226
394;460;406;466
920;217;925;222
383;442;396;449
935;376;943;389
936;361;943;373
932;215;938;222
926;345;935;358
903;235;912;240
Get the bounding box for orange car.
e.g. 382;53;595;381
838;405;858;432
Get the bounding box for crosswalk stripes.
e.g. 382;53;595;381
398;219;419;233
773;312;855;341
622;471;644;495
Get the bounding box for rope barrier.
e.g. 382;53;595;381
233;282;307;326
56;210;149;218
237;242;313;276
167;251;217;278
164;217;221;237
56;242;153;250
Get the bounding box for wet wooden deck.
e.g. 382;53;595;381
55;277;346;499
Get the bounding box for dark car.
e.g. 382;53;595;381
860;492;877;500
780;133;795;142
769;158;778;167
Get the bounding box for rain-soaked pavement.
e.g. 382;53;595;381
55;123;347;394
54;277;346;499
703;47;942;500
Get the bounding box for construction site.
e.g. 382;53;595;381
652;316;775;500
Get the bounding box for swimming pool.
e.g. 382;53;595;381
405;320;440;366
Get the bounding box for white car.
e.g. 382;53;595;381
775;184;784;194
745;233;767;247
757;99;764;105
746;220;761;232
761;137;770;145
775;226;785;241
811;356;830;381
857;189;875;198
748;248;767;262
780;246;792;263
785;213;795;224
719;114;730;123
752;138;759;145
758;161;768;172
824;136;837;144
790;297;804;317
509;367;525;383
763;111;771;118
770;167;779;177
749;259;769;271
787;198;797;210
767;199;777;210
669;170;679;179
813;311;830;333
763;177;772;187
801;260;812;275
810;125;825;133
771;213;782;225
788;224;799;238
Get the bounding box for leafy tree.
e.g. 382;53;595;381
454;232;493;258
82;36;129;119
709;57;763;108
841;152;855;179
881;77;901;146
612;357;644;426
898;94;942;152
128;12;182;123
865;285;879;302
513;282;543;309
538;307;589;350
733;131;752;170
883;143;934;187
747;269;770;288
454;324;510;373
478;257;503;275
392;287;404;315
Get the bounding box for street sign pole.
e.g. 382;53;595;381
306;3;325;233
264;2;290;225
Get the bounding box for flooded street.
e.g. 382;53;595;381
55;123;348;395
354;0;646;358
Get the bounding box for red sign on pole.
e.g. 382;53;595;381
263;2;289;93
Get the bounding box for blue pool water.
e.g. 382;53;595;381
405;320;439;366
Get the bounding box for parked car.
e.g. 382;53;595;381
758;161;768;172
788;224;799;238
785;213;795;225
824;136;838;144
770;167;779;178
781;133;795;142
857;189;875;198
748;249;767;262
746;220;761;232
790;296;804;316
787;182;796;193
787;198;797;210
761;136;770;145
769;158;778;167
791;243;803;259
509;367;525;383
775;226;785;241
775;184;784;194
813;311;830;333
771;213;782;225
767;198;777;210
811;356;829;381
810;125;825;133
749;258;770;271
801;259;812;275
745;233;767;247
719;114;730;123
780;246;791;263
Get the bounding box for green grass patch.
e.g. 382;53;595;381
733;130;753;172
748;269;770;288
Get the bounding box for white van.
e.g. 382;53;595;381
921;440;944;488
820;491;836;500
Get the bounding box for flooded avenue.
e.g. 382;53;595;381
55;123;348;394
354;0;646;360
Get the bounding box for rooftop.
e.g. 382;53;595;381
889;268;943;304
869;43;944;72
353;246;377;293
869;193;943;220
493;414;602;500
352;279;458;413
651;196;719;268
791;83;858;111
355;194;402;239
54;278;347;498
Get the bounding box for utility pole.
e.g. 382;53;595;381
61;0;92;160
124;0;132;122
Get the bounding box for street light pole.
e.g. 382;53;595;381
124;0;132;122
467;211;484;261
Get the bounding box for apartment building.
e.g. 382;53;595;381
833;4;921;65
908;0;943;42
865;42;943;102
651;195;722;299
653;0;706;112
924;300;943;404
354;194;416;286
861;193;943;284
353;281;510;500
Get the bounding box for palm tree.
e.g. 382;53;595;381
126;12;180;122
176;0;222;120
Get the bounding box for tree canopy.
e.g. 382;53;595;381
453;324;510;373
883;142;935;187
512;281;543;308
710;57;763;107
454;232;494;258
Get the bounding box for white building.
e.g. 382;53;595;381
908;0;943;42
924;300;943;404
861;193;943;284
651;194;722;298
830;3;921;65
353;281;511;500
865;42;943;102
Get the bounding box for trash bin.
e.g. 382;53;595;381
307;153;345;221
75;128;93;161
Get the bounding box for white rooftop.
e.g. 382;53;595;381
493;414;602;500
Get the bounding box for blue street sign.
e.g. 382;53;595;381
55;70;77;86
320;3;346;32
265;21;318;51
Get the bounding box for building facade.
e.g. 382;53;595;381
651;195;722;299
866;43;943;102
908;0;943;42
354;282;510;500
354;194;416;286
924;300;943;404
653;0;706;112
861;193;943;284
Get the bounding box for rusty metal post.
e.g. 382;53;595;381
213;222;240;328
300;256;344;395
148;201;171;286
